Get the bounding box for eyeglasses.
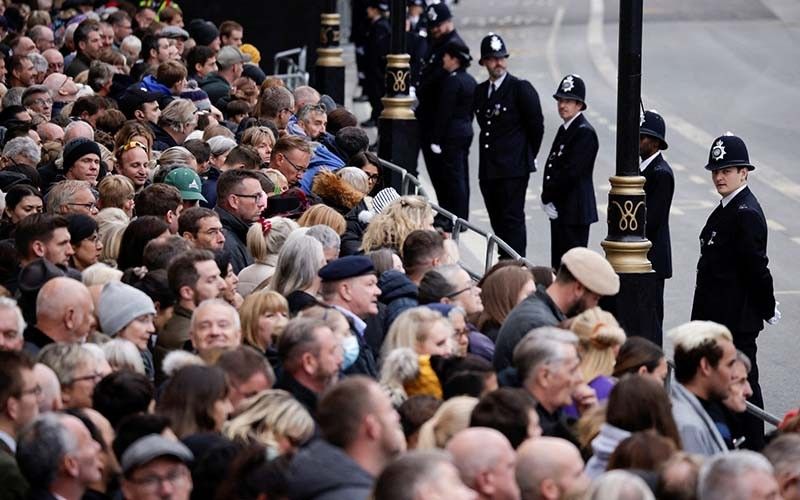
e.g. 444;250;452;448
445;281;479;298
130;466;189;493
233;192;265;202
19;384;42;397
69;372;103;385
282;154;308;174
121;140;148;152
30;97;53;106
68;202;98;211
367;173;380;182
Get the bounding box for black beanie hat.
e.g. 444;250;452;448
66;213;98;245
62;138;101;172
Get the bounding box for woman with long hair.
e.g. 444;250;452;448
156;365;233;439
475;265;536;341
239;291;290;357
360;195;435;253
237;216;298;297
268;234;325;315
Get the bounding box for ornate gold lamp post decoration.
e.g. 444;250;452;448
315;0;345;104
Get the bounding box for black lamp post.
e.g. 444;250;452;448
314;0;345;104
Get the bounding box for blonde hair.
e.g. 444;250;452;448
98;175;135;210
667;321;733;351
241;126;275;149
360;196;434;252
223;389;315;450
263;168;288;192
416;396;479;449
336;167;370;195
81;263;123;287
381;307;450;360
239;291;289;350
246;217;298;263
569;307;626;383
98;221;127;264
297;204;346;235
101;338;146;374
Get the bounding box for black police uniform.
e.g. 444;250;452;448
473;33;544;258
640;110;674;332
428;42;476;228
417;4;465;178
351;0;371;96
364;6;391;123
541;75;598;268
691;134;775;450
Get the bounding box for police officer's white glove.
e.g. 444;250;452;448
540;200;558;219
430;144;442;154
768;301;781;325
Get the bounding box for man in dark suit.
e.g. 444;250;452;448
691;133;778;450
639;110;674;336
541;74;599;268
362;1;391;127
417;3;465;180
0;351;37;499
473;33;544;258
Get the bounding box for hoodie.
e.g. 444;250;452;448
299;142;346;194
378;270;418;333
584;423;631;479
287;439;373;500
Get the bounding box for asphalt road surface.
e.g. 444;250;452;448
348;0;800;418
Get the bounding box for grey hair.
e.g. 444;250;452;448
36;342;95;386
373;450;455;500
16;413;78;488
101;338;146;374
336;167;369;194
0;297;25;340
158;146;195;168
434;264;466;287
513;326;579;382
697;450;774;500
206;136;237;156
87;61;114;92
120;35;141;60
159;98;197;131
28;53;48;75
735;349;752;373
64;119;95;141
2;87;24;108
305;224;340;252
46;179;93;213
190;298;242;332
764;433;800;478
21;84;50;107
585;470;655;500
269;234;324;297
3;136;41;164
81;262;123;287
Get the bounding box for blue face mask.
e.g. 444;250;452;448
341;335;360;370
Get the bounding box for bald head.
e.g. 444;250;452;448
37;122;65;143
64;120;95;142
35;278;95;343
33;363;62;412
516;437;588;500
293;85;320;113
447;427;520;500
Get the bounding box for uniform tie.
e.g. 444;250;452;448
488;82;496;99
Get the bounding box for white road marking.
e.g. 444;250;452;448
792;237;800;246
670;207;685;215
767;219;786;231
545;6;566;83
672;163;688;172
689;175;706;185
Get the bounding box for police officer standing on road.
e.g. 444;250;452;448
427;40;476;231
473;33;544;258
691;133;779;450
416;3;465;181
541;74;599;268
639;110;674;336
361;0;391;128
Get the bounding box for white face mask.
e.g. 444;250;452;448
341;335;360;371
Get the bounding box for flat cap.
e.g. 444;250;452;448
318;256;375;282
121;434;193;475
560;247;619;296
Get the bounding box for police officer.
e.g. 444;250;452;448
362;0;391;127
407;0;427;35
427;40;476;231
541;74;599;268
351;0;371;102
416;3;465;180
639;110;674;338
473;33;544;258
691;133;778;450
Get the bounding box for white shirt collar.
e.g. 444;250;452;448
639;151;661;172
563;111;582;130
721;184;747;208
332;305;366;336
488;73;507;96
0;430;15;453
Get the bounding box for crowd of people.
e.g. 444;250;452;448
0;1;794;500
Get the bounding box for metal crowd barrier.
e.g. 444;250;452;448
272;47;309;90
378;158;535;278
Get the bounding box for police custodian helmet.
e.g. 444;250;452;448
553;74;587;110
640;110;668;150
479;33;509;64
704;133;755;171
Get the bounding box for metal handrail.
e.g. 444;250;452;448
272;47;309;91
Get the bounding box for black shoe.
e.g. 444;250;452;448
353;94;369;103
360;118;377;128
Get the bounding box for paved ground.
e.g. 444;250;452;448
346;0;800;417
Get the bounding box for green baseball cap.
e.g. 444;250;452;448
164;167;207;202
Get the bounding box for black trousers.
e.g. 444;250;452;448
479;176;529;259
550;220;590;268
653;276;665;343
426;136;472;228
733;331;765;450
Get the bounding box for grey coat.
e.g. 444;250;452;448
670;382;728;456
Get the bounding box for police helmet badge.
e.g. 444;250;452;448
561;75;575;92
711;140;726;161
490;35;502;52
639;110;645;126
428;8;438;21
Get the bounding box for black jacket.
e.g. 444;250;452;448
432;69;476;144
275;372;319;417
214;206;253;274
363;16;391;91
287;439;373;500
340;200;369;256
691;186;775;333
642;153;674;279
493;285;566;371
148;122;178;152
541;113;599;225
378;270;418;336
416;30;466;132
473;74;545;180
